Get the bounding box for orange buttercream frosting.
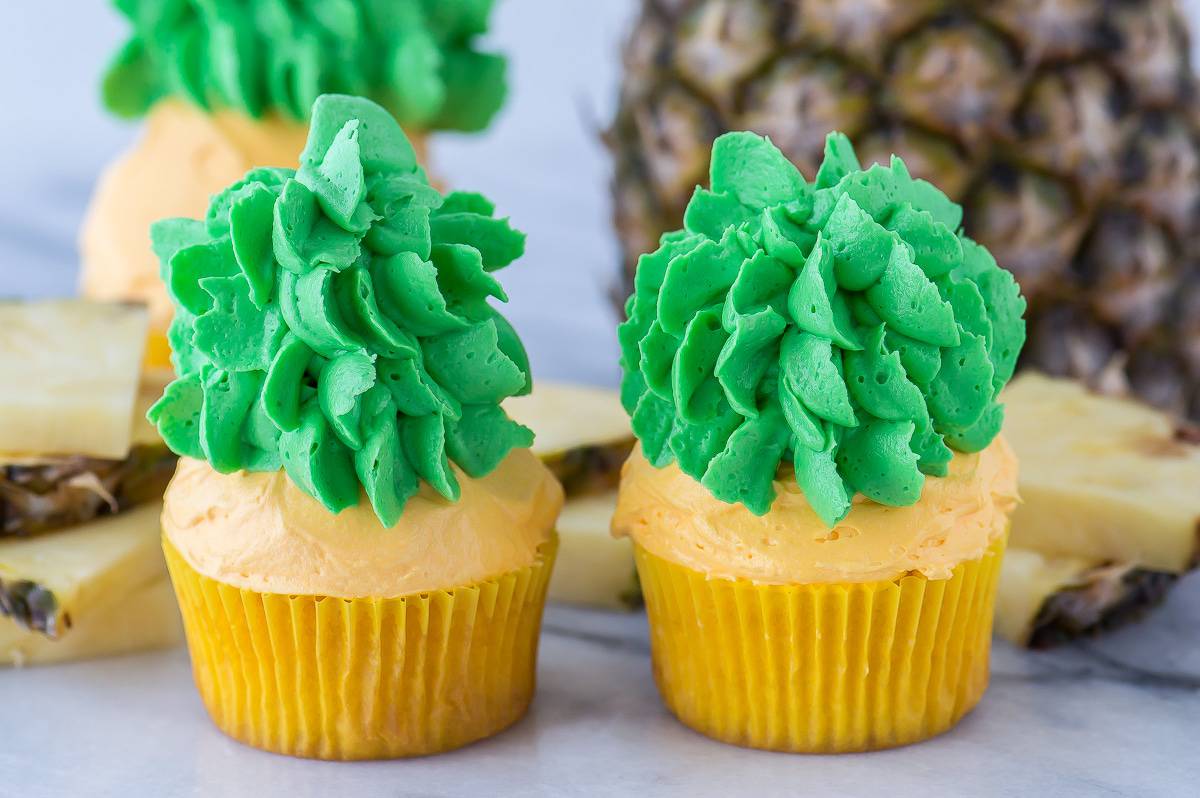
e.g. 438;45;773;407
613;436;1018;584
163;449;562;598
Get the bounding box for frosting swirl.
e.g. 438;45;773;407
617;132;1026;526
103;0;506;131
149;94;533;526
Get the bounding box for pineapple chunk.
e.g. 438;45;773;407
549;490;640;611
505;382;639;609
996;548;1177;648
1;576;181;667
0;300;148;460
0;501;177;664
1001;373;1200;571
504;381;633;497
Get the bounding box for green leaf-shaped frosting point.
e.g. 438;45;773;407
685;189;755;241
147;374;204;460
787;235;862;351
149;94;530;525
194;275;286;372
781;331;857;427
886;204;962;279
200;368;263;474
866;246;961;347
279;402;361;514
778;377;825;453
844;325;926;422
715;308;787;417
263;333;314;433
701;408;791;516
814;132;862;191
229;185;278;308
429;213;525;271
760;205;817;266
423;320;526;405
445;404;534;478
618;130;1025;525
672;307;729;424
104;0;508;131
710;132;807;210
167;239;238;316
402;415;460;501
837;421;924;507
354;411;418;528
793;428;851;526
927;332;996;429
319;351;377;449
943;402;1006;454
658;232;745;336
822;194;895;291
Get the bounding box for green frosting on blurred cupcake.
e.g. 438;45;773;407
104;0;506;131
618;131;1027;526
149;94;532;526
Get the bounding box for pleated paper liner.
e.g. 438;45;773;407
636;534;1006;753
163;536;557;760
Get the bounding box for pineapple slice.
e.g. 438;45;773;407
0;501;180;665
996;548;1177;648
997;373;1200;646
505;382;633;496
0;300;147;461
505;383;639;609
0;576;181;667
549;490;640;610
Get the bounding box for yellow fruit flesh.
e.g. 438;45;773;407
548;491;639;610
0;300;147;461
1002;373;1200;571
0;502;180;666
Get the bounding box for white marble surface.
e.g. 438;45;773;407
2;2;1200;796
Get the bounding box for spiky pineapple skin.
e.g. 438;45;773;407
610;0;1200;418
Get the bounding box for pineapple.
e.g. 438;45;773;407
609;0;1200;419
1;302;176;537
504;383;639;609
996;373;1200;646
0;502;182;666
0;301;147;460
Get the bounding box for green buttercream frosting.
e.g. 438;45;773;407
103;0;507;131
618;132;1027;526
148;94;532;526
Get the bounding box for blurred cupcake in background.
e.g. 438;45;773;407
82;0;508;369
149;94;560;759
613;131;1027;752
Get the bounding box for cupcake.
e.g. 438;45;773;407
613;131;1026;753
148;94;561;759
83;0;508;369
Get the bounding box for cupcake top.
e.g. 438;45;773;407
149;93;534;527
103;0;506;131
618;132;1026;527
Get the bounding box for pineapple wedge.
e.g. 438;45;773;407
0;300;147;461
997;373;1200;646
505;382;638;609
996;548;1177;648
0;501;180;665
552;490;641;610
505;381;634;496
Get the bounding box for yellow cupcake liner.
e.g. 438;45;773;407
635;534;1006;753
163;536;556;760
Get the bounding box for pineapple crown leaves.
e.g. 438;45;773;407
148;94;533;527
618;131;1027;527
103;0;507;131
